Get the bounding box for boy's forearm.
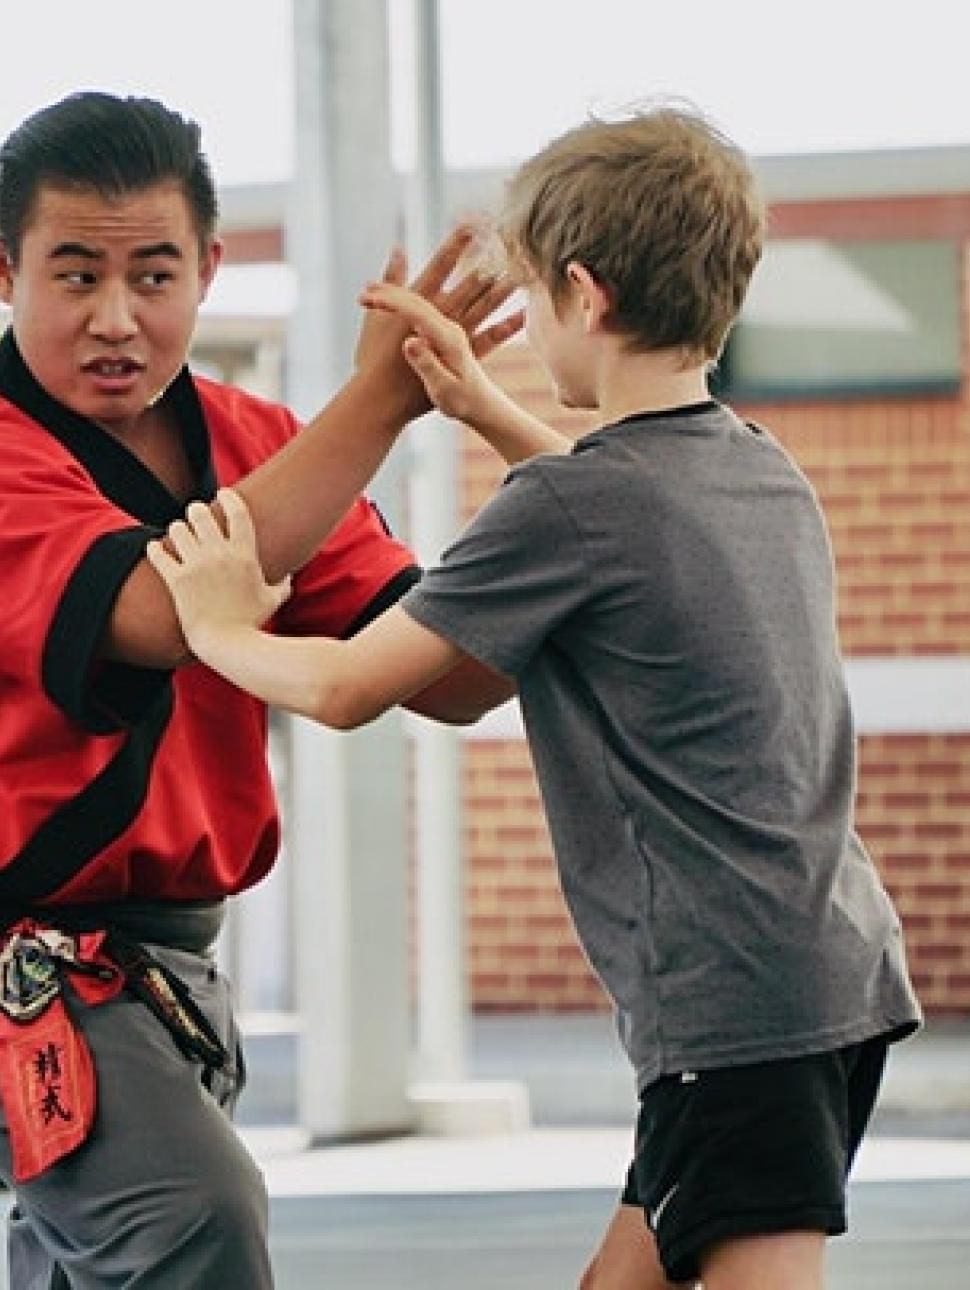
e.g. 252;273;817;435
468;386;570;464
189;626;374;729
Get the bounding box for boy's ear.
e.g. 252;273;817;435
565;261;613;334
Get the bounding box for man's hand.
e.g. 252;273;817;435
359;279;509;428
354;226;524;423
146;489;291;659
359;278;570;465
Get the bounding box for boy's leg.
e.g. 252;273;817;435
2;947;272;1289
626;1038;890;1285
700;1230;825;1290
579;1203;681;1289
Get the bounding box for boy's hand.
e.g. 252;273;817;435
146;489;291;656
359;280;517;428
354;227;523;423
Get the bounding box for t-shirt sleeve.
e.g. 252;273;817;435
0;438;167;734
274;496;421;639
401;461;590;678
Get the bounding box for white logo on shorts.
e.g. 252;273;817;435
650;1181;680;1230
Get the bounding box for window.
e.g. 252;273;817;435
713;239;963;400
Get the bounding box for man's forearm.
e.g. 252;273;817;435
231;370;409;583
102;371;411;669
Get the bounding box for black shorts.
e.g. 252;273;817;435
621;1035;889;1284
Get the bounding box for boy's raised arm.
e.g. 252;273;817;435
360;281;570;464
105;230;522;670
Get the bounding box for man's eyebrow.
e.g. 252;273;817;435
131;242;183;261
49;242;102;260
47;241;184;261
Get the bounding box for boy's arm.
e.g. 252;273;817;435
360;280;571;464
146;490;486;726
401;651;514;725
104;230;522;670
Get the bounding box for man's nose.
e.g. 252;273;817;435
87;282;138;340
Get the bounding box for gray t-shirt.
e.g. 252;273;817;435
403;402;920;1089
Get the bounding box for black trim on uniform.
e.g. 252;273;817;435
0;330;210;898
42;527;168;733
0;329;216;733
0;330;217;525
0;685;174;902
343;564;422;638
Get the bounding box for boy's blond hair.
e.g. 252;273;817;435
500;104;764;361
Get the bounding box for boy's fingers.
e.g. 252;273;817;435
185;500;223;543
363;283;464;357
145;539;178;580
403;337;453;396
272;574;294;606
217;488;256;548
166;519;198;561
361;281;431;327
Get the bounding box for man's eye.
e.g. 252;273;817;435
58;270;96;286
141;270;175;287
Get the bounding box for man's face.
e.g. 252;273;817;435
0;180;221;437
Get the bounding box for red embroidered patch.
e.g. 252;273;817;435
0;1002;95;1181
0;923;122;1181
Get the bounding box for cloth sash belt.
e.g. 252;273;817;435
0;901;229;1182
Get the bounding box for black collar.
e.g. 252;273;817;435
0;328;217;526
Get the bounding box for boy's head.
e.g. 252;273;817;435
0;91;219;263
500;104;764;364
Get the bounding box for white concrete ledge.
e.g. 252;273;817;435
408;1079;531;1137
845;656;970;734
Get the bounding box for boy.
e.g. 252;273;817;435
148;106;921;1289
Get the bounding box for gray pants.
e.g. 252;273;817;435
0;945;272;1288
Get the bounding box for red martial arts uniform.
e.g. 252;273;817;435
0;329;417;907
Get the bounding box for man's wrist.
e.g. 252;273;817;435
346;368;428;434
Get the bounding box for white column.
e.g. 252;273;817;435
285;0;411;1140
405;0;467;1084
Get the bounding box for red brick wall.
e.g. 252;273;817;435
460;239;970;1015
857;734;970;1015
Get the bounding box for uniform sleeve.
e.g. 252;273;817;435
274;496;421;639
198;378;422;642
0;436;166;734
401;461;591;678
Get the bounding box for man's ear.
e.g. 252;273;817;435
565;261;613;334
0;242;15;307
198;237;224;302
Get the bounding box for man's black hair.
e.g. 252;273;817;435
0;91;219;262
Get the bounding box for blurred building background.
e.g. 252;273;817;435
196;141;970;1032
